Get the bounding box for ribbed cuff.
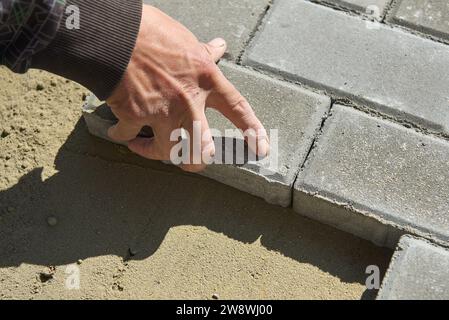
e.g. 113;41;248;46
31;0;143;100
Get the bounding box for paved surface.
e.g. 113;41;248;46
294;105;449;248
4;0;449;298
143;0;271;60
312;0;391;19
389;0;449;41
83;0;449;295
244;0;449;136
378;235;449;300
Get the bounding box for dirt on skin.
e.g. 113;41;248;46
0;67;393;300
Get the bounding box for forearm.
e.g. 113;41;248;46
1;0;142;100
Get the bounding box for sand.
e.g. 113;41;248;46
0;67;392;299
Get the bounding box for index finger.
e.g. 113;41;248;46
207;67;269;157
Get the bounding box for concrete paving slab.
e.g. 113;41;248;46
389;0;449;41
83;61;331;207
378;235;449;300
244;0;449;136
203;61;330;206
312;0;391;19
143;0;271;60
294;105;449;248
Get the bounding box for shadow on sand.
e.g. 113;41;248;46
0;118;391;298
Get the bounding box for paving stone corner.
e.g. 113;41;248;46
387;0;449;42
203;61;331;207
377;235;449;300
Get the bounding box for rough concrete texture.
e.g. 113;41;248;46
143;0;270;60
294;105;449;248
0;68;392;299
389;0;449;41
244;0;449;135
83;61;331;207
312;0;391;19
378;235;449;300
203;61;330;206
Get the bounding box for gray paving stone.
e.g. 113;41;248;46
312;0;390;19
143;0;270;60
244;0;449;136
294;105;449;248
203;61;330;206
83;61;331;207
389;0;449;40
378;235;449;300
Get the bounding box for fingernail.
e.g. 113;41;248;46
210;38;226;48
257;138;270;157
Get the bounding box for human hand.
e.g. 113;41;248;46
106;5;269;172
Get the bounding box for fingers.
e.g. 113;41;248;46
128;114;215;173
180;112;215;172
108;120;142;142
204;38;227;63
128;124;176;161
207;67;270;157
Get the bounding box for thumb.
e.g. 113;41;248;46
204;38;227;62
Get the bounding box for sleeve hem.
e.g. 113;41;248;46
31;0;143;100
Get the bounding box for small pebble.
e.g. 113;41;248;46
38;271;54;283
47;216;58;226
77;259;83;265
128;248;138;257
212;293;220;300
1;130;9;138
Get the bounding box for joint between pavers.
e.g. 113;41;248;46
300;0;449;47
308;0;391;22
289;100;336;207
235;57;449;147
381;0;401;23
236;0;274;65
384;20;449;46
338;103;449;143
398;234;449;252
242;59;449;144
383;0;449;45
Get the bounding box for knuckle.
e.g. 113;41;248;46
191;50;216;76
229;97;253;116
198;58;216;76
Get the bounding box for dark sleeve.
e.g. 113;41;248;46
1;0;142;101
